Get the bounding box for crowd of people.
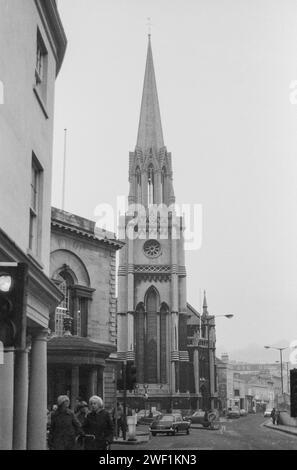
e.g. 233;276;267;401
47;395;123;450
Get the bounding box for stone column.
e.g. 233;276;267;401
117;238;127;353
88;368;98;398
127;236;134;353
71;365;79;410
97;367;104;399
27;329;48;450
193;348;200;395
156;312;160;383
13;346;29;449
0;348;14;450
56;368;66;397
171;226;179;394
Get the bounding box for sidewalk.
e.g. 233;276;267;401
112;426;151;445
263;420;297;437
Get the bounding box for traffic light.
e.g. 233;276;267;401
290;369;297;417
0;263;28;349
126;361;137;392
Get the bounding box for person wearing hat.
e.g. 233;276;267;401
48;395;83;450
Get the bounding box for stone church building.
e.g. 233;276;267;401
117;36;217;411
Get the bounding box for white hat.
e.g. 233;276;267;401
57;395;69;407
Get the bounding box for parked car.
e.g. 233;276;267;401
240;409;248;416
263;408;273;418
149;413;190;436
227;407;241;419
187;410;218;428
137;409;162;425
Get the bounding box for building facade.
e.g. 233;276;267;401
0;0;67;449
217;354;281;412
116;36;216;411
48;208;124;412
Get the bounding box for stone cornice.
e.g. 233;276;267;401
47;336;116;362
35;0;67;76
51;220;124;250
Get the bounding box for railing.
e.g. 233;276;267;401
54;308;80;336
55;307;67;336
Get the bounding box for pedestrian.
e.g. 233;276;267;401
48;395;83;450
271;407;276;425
113;402;125;439
83;396;114;450
276;409;280;425
75;401;89;426
74;396;84;413
47;404;58;430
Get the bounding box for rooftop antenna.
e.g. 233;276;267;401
62;128;67;211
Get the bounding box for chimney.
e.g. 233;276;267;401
221;353;229;363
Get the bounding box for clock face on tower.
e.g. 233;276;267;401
143;239;161;258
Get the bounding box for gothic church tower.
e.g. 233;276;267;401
117;36;189;408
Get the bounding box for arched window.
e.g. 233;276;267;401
161;166;166;204
145;287;158;382
136;166;141;185
136;166;141;202
54;268;88;337
55;270;74;336
148;164;154;205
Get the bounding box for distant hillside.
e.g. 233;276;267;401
216;340;291;363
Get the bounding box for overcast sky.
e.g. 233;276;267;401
52;0;297;362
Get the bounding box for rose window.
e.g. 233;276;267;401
143;240;161;258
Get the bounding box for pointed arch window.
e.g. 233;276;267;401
134;291;168;385
161;166;166;204
136;166;141;202
148;164;154;205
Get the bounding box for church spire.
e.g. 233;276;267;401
136;35;164;153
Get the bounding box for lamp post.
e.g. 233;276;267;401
203;314;234;410
264;346;289;396
275;360;290;395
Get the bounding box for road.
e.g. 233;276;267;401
111;414;297;450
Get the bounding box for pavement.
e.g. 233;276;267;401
113;426;151;445
262;419;297;437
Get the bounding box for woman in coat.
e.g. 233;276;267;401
83;396;114;450
48;395;83;450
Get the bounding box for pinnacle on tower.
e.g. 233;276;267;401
203;290;209;316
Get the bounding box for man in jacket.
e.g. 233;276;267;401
83;396;114;450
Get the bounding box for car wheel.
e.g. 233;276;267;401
186;428;190;435
152;432;156;437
